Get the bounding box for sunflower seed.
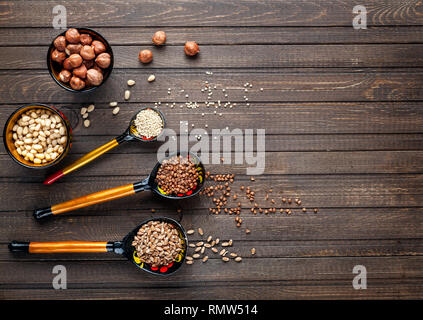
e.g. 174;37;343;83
198;228;204;236
109;102;118;107
230;253;237;258
202;256;209;263
112;107;120;115
80;107;87;115
187;229;195;235
194;247;202;252
127;79;136;86
186;256;193;261
211;248;218;253
222;257;230;262
207;236;212;242
124;90;131;100
192;254;201;259
87;104;95;113
148;74;156;82
221;242;230;247
235;257;242;262
196;241;204;247
83;120;90;127
189;243;196;248
186;260;193;265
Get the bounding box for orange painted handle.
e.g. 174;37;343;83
44;138;119;184
29;241;109;253
51;183;136;215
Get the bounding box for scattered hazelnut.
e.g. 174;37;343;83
86;68;103;86
138;49;153;63
66;43;82;55
51;49;66;63
152;31;166;45
95;53;111;69
79;45;96;60
65;28;80;44
68;53;83;68
69;76;85;90
91;40;106;55
73;64;87;79
80;33;93;45
184;41;200;56
58;70;72;83
62;58;73;70
53;36;67;51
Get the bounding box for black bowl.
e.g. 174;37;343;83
47;27;114;93
122;216;188;276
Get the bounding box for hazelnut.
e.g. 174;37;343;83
53;36;67;51
80;45;96;60
152;31;166;45
138;49;153;64
83;59;94;69
65;28;80;44
68;54;83;68
66;43;82;55
91;40;106;55
73;64;87;79
95;53;111;69
184;41;200;56
62;58;73;70
80;33;93;45
86;68;103;86
69;76;85;90
58;70;72;83
51;49;66;63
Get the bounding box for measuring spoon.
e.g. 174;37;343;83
34;153;205;220
9;217;187;276
44;107;166;185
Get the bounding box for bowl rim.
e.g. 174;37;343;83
47;27;114;93
3;103;72;169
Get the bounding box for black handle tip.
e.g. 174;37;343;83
33;207;53;220
9;241;30;252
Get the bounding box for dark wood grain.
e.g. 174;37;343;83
2;27;423;46
1;0;423;300
1;0;422;27
2;44;423;69
1;71;423;104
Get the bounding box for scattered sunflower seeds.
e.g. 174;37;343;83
83;119;90;128
112;107;120;115
202;256;209;263
109;101;118;107
127;79;136;86
222;257;230;262
198;228;204;236
192;254;201;259
80;107;87;115
234;257;242;262
187;229;195;235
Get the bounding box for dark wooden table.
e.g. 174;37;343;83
0;0;422;300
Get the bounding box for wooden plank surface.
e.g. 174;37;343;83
0;0;422;300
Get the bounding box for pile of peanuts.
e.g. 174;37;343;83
11;108;67;165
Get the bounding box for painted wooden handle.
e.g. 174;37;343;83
48;183;136;215
9;241;111;253
29;241;110;253
44;138;119;185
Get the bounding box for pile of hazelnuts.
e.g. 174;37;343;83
50;28;112;90
138;31;200;64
